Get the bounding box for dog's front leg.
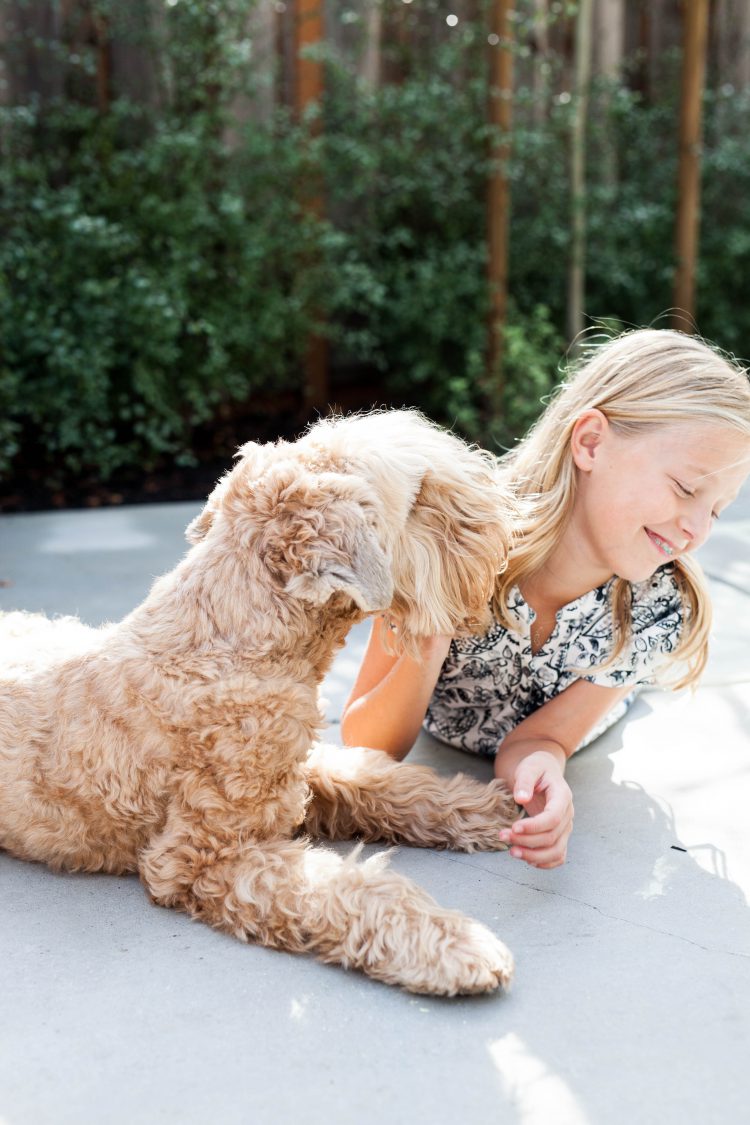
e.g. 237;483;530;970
139;821;513;996
304;743;519;851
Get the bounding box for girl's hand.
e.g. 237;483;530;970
499;750;574;869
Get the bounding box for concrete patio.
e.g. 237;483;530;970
1;481;748;1125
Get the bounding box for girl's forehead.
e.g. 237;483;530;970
636;419;746;451
667;423;749;484
629;422;750;486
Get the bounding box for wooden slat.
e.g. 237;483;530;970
673;0;709;334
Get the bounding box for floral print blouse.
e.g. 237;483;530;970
423;564;684;757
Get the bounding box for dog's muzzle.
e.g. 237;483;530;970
329;527;394;613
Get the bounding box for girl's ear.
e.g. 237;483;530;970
570;409;609;472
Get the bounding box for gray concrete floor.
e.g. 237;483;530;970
1;484;749;1125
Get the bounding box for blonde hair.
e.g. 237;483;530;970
493;328;750;690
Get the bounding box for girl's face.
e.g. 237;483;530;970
569;413;750;585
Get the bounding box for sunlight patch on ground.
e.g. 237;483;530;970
39;511;156;554
289;996;309;1022
612;687;750;900
488;1033;590;1125
637;853;677;900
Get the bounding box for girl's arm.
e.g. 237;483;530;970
343;624;634;869
340;617;451;759
494;678;635;868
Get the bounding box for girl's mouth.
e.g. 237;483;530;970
645;528;675;557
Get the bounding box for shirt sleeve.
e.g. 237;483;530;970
580;566;685;689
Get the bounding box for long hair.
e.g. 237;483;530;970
492;328;750;690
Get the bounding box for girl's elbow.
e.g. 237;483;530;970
340;706;381;752
340;710;411;761
339;707;361;748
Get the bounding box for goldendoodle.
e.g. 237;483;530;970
0;410;520;994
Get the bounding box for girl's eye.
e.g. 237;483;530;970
674;478;719;519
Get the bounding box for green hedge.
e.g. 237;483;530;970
1;6;748;487
0;100;324;481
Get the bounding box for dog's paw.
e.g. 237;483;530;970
364;909;514;997
321;853;514;996
411;917;514;996
440;778;522;853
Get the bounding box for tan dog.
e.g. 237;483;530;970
0;411;519;994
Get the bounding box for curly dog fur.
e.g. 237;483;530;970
0;410;520;995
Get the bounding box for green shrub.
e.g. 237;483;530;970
0;99;324;481
1;4;748;491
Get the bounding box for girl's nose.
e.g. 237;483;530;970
679;506;713;548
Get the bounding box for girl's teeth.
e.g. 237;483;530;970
649;531;673;555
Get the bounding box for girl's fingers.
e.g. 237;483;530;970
503;766;574;866
500;806;572;846
504;811;573;858
509;820;571;851
510;842;569;867
514;802;571;837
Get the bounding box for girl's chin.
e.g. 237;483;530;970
613;560;668;584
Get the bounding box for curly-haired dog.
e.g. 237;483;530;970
0;411;520;995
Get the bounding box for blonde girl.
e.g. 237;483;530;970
341;329;750;868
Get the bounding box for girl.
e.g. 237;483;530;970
341;329;750;869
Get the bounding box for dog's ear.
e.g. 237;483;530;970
186;495;219;544
185;477;230;544
284;519;393;612
247;465;394;612
186;441;268;544
388;461;515;642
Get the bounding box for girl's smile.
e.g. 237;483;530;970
645;528;678;557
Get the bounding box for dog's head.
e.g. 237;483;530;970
186;410;515;646
186;442;393;616
292;410;516;647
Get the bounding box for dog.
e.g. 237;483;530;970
0;410;520;995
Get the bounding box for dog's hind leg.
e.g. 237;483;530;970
303;744;519;852
139;824;513;995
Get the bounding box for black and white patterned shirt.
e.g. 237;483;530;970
423;564;684;757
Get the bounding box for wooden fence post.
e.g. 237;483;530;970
295;0;324;118
567;0;592;348
294;0;328;410
672;0;709;334
92;8;112;115
486;0;514;410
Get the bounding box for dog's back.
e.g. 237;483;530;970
0;611;173;873
0;611;101;674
